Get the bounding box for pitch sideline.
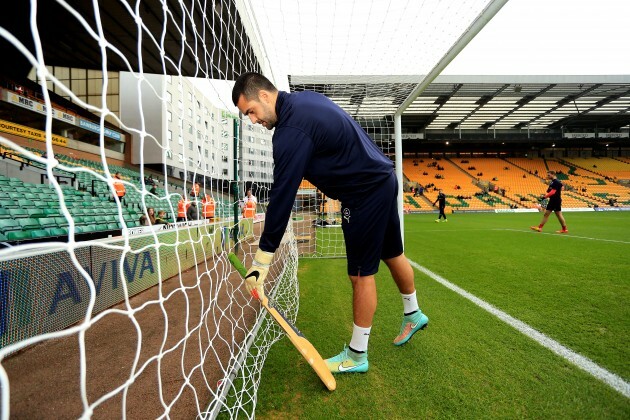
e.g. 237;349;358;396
494;228;630;244
407;258;630;399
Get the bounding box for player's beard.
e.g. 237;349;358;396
258;102;277;130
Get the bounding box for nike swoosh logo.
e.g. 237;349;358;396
338;362;365;372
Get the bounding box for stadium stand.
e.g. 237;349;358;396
0;144;236;244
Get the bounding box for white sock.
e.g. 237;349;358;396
401;291;419;315
349;323;371;353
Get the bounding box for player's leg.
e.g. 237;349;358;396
554;210;568;233
327;173;397;372
325;273;373;374
380;182;428;346
531;209;552;231
383;254;429;345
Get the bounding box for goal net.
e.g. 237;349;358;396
0;0;498;418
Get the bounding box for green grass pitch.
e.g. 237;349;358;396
254;211;630;419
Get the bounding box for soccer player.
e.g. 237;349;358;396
232;72;428;374
433;189;447;222
530;170;568;233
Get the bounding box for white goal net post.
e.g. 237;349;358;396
0;0;506;418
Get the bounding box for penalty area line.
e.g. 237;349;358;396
408;258;630;399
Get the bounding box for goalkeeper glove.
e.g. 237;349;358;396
245;249;274;300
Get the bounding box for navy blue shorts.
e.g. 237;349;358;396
341;173;403;276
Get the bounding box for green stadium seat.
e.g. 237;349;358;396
18;218;40;230
29;229;51;239
55;217;69;227
27;208;46;218
0;199;18;209
0;232;7;241
0;208;10;219
17;199;31;208
9;208;28;219
83;216;96;224
104;215;117;223
6;231;31;241
106;222;120;230
0;219;20;233
38;217;57;228
43;208;61;217
49;227;68;236
81;225;96;233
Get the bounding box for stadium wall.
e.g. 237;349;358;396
0;218;252;351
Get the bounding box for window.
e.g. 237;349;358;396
261;139;266;145
204;149;209;158
188;124;193;134
178;100;183;109
177;153;184;162
166;91;172;103
167;110;172;122
187;92;192;101
188;141;193;151
166;149;173;160
221;143;228;151
166;75;172;84
222;169;228;176
187;108;192;118
222;155;228;163
167;130;172;142
204;121;208;129
178;135;183;145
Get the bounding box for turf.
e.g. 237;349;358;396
254;211;630;419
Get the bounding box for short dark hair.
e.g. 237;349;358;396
232;72;277;106
548;170;556;176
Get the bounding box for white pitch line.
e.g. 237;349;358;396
408;259;630;399
494;229;630;244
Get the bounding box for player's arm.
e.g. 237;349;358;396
543;189;557;199
244;128;313;299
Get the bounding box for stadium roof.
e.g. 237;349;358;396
0;0;260;80
290;75;630;130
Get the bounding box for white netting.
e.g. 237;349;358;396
0;0;498;418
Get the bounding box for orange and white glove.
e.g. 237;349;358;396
244;249;274;300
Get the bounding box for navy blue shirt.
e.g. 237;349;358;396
259;90;394;252
547;178;562;201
